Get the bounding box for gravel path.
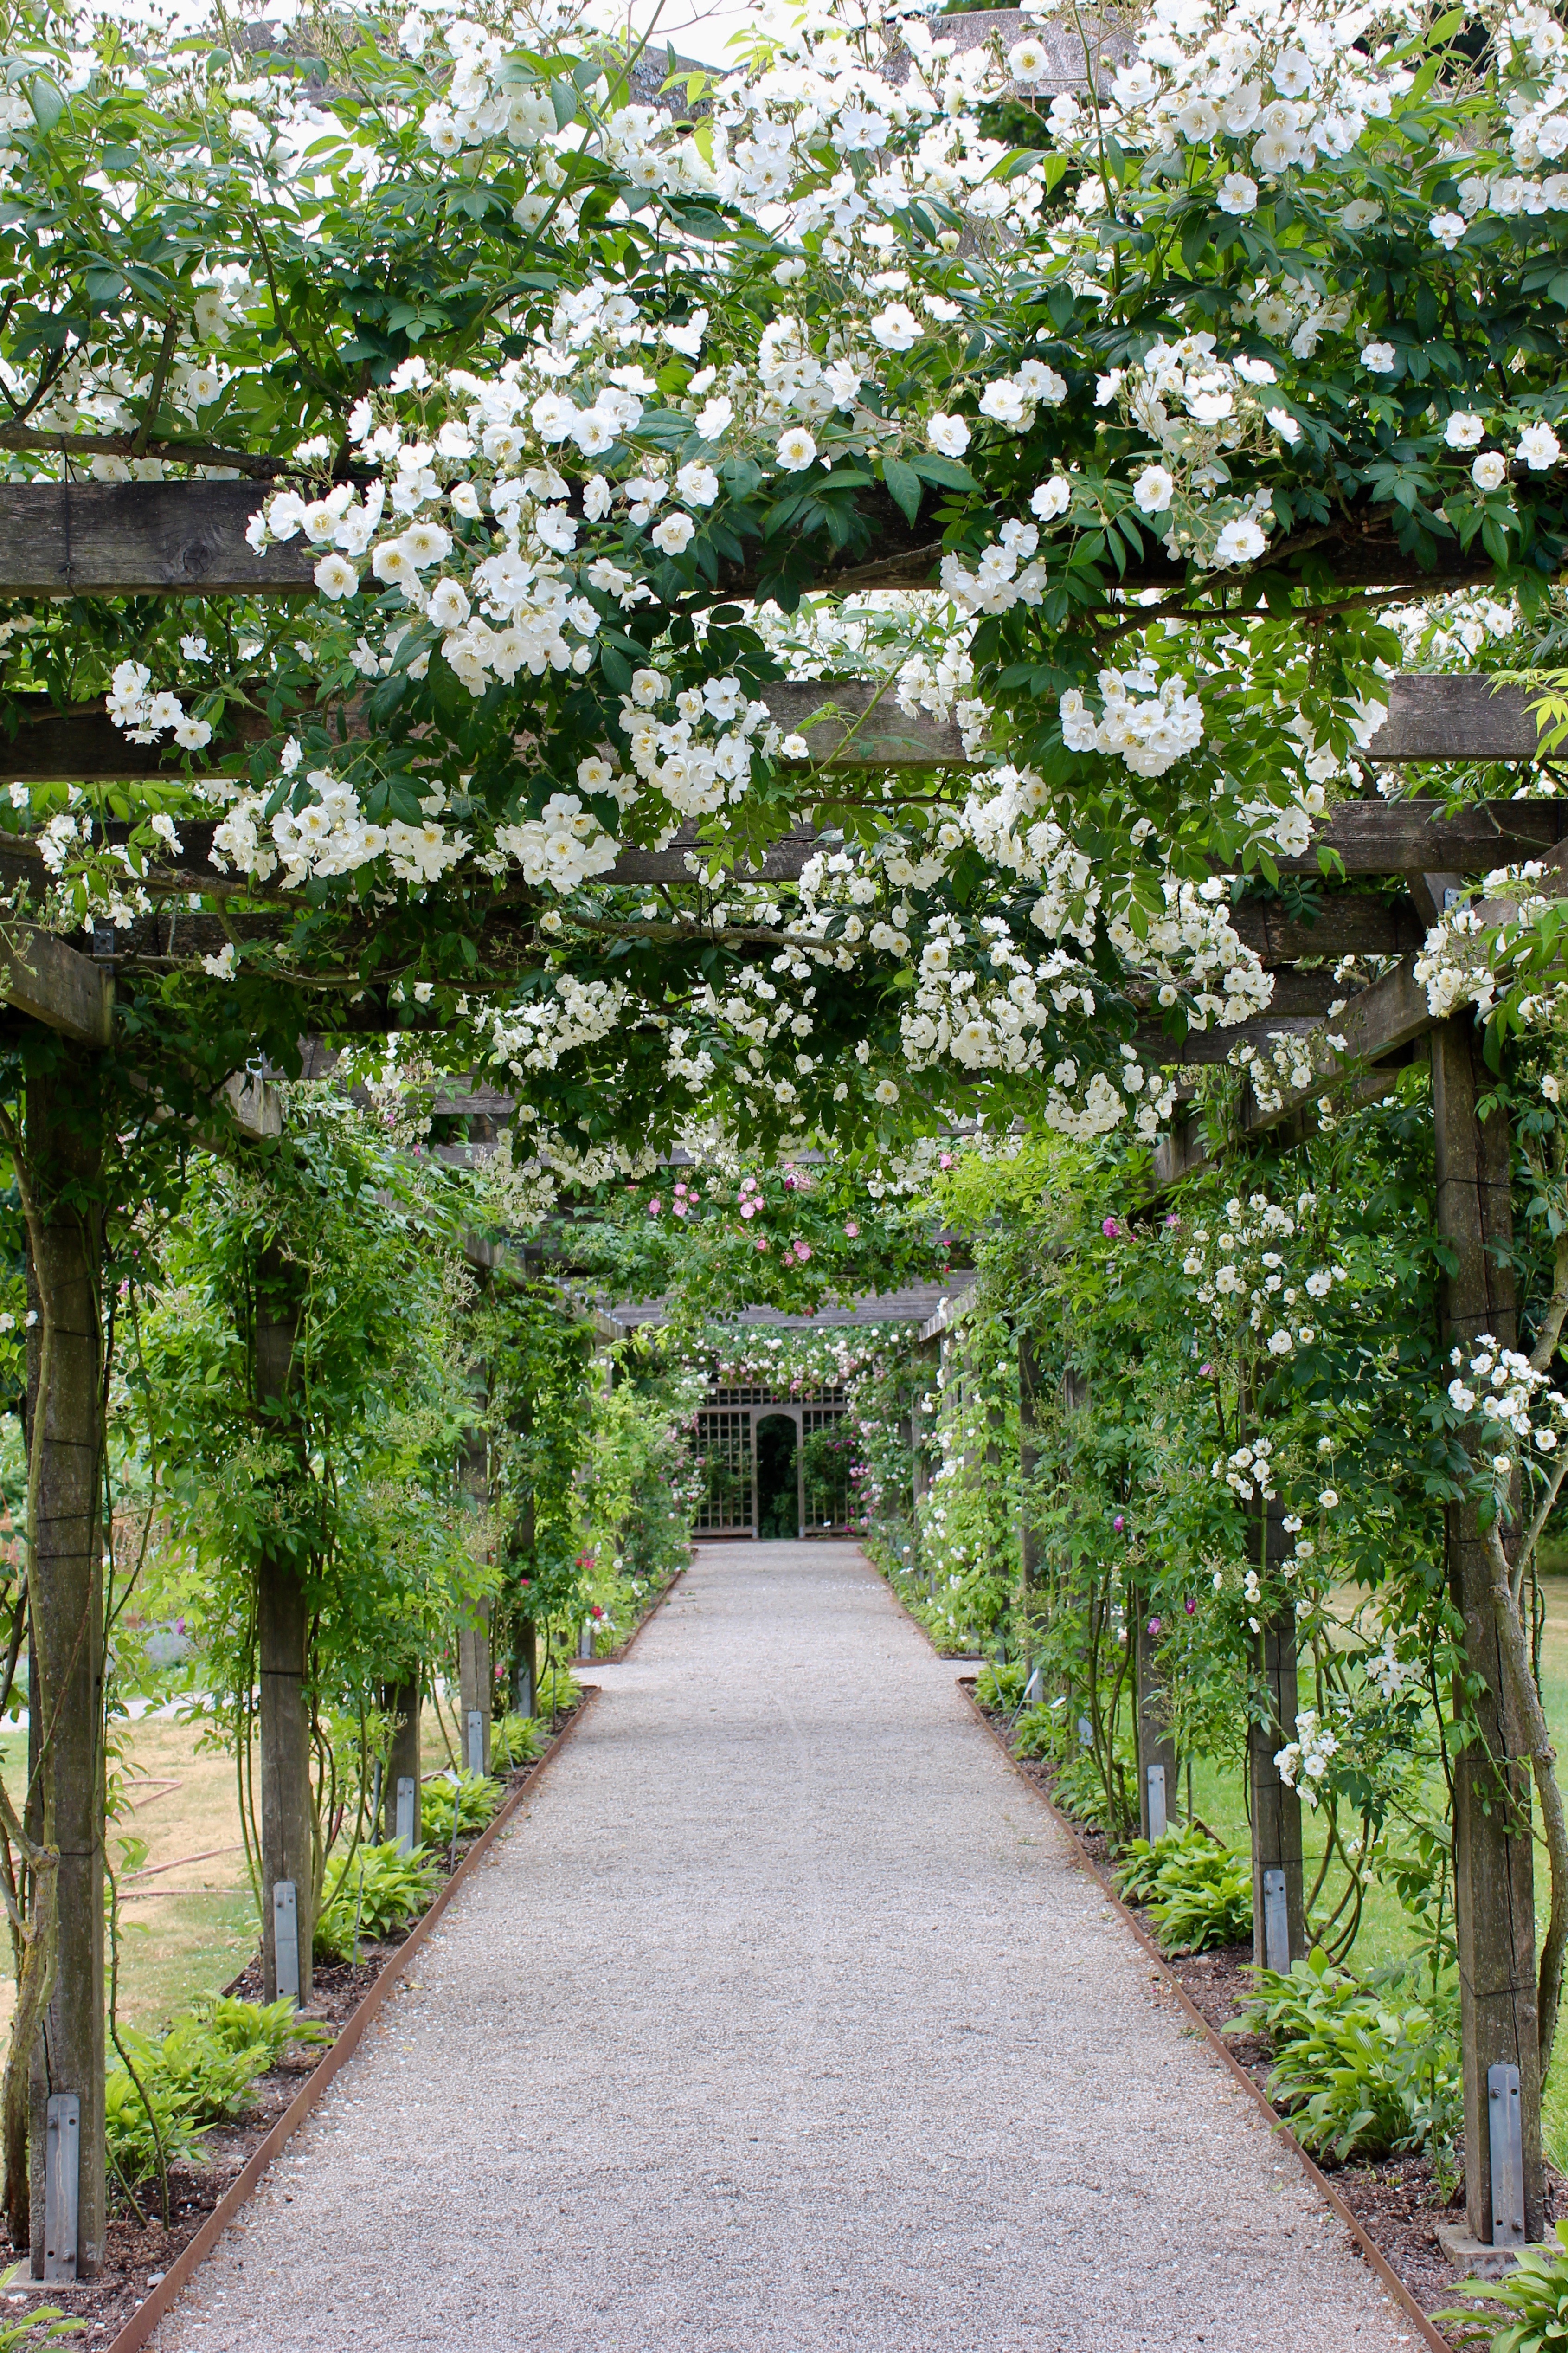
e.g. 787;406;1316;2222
152;1541;1418;2353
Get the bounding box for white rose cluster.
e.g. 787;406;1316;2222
1273;1708;1340;1803
617;668;782;819
1060;666;1206;779
106;661;213;751
1183;1190;1350;1360
1447;1335;1568;1475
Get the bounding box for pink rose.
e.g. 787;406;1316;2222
845;1220;860;1238
1102;1217;1120;1238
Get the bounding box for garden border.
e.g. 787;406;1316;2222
104;1684;603;2353
598;1554;690;1663
955;1678;1453;2353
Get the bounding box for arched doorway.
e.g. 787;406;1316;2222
754;1415;799;1540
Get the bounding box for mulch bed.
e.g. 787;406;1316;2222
8;1703;585;2343
975;1695;1563;2338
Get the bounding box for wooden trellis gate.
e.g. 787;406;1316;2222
693;1386;851;1539
0;469;1556;2278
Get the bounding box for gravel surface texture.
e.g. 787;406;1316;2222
150;1541;1420;2353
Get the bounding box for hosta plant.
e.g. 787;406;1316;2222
419;1769;504;1845
1232;1949;1462;2162
1437;2221;1568;2353
315;1841;443;1960
1116;1829;1254;1954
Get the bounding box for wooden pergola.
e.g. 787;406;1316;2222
0;420;1556;2276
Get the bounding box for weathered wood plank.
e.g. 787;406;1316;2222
0;479;1521;600
0;677;1548;793
1273;798;1568;876
0;924;113;1045
1136;1016;1322;1066
1362;675;1541;762
0;482;313;595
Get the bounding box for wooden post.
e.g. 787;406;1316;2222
254;1245;313;2005
381;1672;421;1847
1250;1498;1307;1972
1017;1333;1045;1596
23;1042;106;2277
1432;1017;1544;2244
1134;1595;1179;1843
458;1425;492;1771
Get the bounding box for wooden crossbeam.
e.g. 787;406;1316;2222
0;478;1524;601
1149;841;1568;1184
0;677;1546;805
0;922;113;1045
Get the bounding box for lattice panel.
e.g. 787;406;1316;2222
694;1409;753;1532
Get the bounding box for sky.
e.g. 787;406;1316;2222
591;0;760;66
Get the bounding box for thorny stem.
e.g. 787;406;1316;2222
1485;1516;1568;2076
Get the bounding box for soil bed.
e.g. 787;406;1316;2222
972;1689;1560;2340
10;1700;586;2345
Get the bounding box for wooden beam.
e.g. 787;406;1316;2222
1362;675;1543;763
0;676;1547;793
1136;1016;1322;1067
1272;798;1568;877
1226;897;1421;963
0;479;1525;602
0;924;113;1046
0;482;314;595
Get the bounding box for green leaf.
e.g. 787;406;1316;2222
881;455;923;527
26;73;64;131
909;452;978;494
599;644;632;694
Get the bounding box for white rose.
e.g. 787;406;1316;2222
1361;341;1398;374
314;553;359;599
1516;422;1562;471
870;302;921;352
977;379;1029;427
651;511;696;555
675;461;719;506
1217;173;1257;216
927;413;970;457
1472;451;1509;491
1444;411;1484;448
776;427;817;472
1133;464;1174;514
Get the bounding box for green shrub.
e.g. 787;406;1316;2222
1437;2218;1568;2350
535;1663;581;1720
489;1712;545;1770
104;2062;210;2183
1012;1702;1059;1759
1114;1822;1217;1904
314;1841;442;1960
106;2000;326;2185
1231;1948;1462;2163
198;1994;325;2069
0;2263;80;2346
1112;1824;1252;1952
976;1660;1027;1711
419;1769;502;1845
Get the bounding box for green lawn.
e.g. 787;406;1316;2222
1171;1575;1568;2166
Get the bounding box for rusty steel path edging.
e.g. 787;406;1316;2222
956;1677;1454;2353
106;1683;602;2353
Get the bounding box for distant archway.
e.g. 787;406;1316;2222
754;1415;799;1540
